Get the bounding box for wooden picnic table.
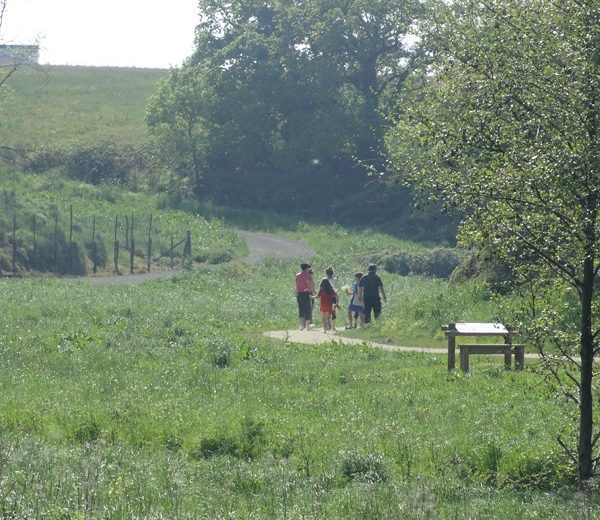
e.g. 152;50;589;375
442;322;521;372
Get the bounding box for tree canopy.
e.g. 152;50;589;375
387;0;600;488
148;0;422;182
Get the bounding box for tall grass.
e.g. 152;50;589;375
0;225;595;516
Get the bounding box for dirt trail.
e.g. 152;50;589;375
264;329;541;361
236;229;314;265
264;329;447;353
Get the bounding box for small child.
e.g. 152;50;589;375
325;266;340;331
346;272;364;329
317;277;337;333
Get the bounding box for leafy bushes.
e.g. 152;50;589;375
25;141;156;188
382;247;468;278
450;248;517;294
33;237;87;275
189;418;266;460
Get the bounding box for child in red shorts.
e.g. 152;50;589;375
317;278;337;333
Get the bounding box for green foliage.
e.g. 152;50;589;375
0;218;595;515
387;0;600;486
0;62;458;242
340;451;389;483
141;0;458;242
0;168;245;274
33;234;87;275
63;141;154;185
383;247;468;278
146;66;213;196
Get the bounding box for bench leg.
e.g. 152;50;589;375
460;347;469;373
515;347;524;370
448;336;456;371
504;349;512;370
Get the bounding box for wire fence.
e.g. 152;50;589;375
1;205;193;277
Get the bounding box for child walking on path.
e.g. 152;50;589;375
317;277;337;333
325;266;340;331
346;272;364;328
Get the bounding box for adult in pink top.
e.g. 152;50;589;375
295;263;314;330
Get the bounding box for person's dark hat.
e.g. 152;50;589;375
368;263;377;271
301;263;311;270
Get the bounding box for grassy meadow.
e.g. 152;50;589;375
1;221;597;517
1;65;166;147
0;65;597;517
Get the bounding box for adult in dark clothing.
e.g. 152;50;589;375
358;264;387;325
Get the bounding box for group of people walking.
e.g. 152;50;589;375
295;263;387;333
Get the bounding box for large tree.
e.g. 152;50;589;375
388;0;600;489
150;0;422;180
146;65;214;197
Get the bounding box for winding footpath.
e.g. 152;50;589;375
264;328;448;354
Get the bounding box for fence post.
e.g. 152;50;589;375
92;215;97;274
183;230;192;266
54;214;58;273
170;234;174;270
125;214;130;251
69;205;73;274
114;215;119;274
130;213;135;274
32;214;37;271
12;213;16;275
147;213;153;272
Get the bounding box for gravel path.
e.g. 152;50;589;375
236;229;314;265
264;329;541;361
264;329;447;354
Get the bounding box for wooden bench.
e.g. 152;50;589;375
443;322;520;371
458;343;525;372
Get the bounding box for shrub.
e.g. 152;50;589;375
383;247;468;278
206;338;233;368
340;451;389;483
85;236;108;268
501;451;574;490
450;248;518;294
33;234;87;275
383;251;411;276
72;418;102;443
191;418;265;460
24;147;67;173
54;141;156;186
195;435;239;459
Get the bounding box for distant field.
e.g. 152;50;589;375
1;65;166;147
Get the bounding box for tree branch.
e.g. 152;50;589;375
558;435;579;466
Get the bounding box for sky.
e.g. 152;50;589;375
0;0;199;68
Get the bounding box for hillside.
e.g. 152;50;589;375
0;65;459;242
1;65;166;148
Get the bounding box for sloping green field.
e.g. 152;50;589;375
1;65;165;147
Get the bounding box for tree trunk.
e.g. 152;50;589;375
578;243;596;489
352;58;384;171
188;122;203;198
